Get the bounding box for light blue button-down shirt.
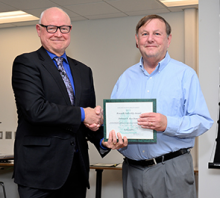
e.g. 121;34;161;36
111;52;213;160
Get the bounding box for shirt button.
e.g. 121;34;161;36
147;90;149;92
143;150;145;153
70;141;75;146
150;77;152;79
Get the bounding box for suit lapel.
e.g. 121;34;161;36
67;57;82;107
37;47;72;105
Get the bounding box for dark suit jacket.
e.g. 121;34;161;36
12;47;108;190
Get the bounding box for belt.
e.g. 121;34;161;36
125;148;190;167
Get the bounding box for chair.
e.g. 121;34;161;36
0;181;7;198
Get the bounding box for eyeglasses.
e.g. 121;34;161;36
40;24;72;34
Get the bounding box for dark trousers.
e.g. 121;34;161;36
18;153;87;198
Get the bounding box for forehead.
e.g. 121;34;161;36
41;9;71;25
140;18;166;32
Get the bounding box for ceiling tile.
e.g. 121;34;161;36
70;16;88;21
0;2;17;12
105;0;167;12
0;0;58;10
22;8;47;18
86;12;127;20
65;2;121;16
125;8;170;16
50;0;102;6
60;7;84;18
24;7;82;19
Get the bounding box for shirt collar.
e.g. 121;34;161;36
159;51;170;71
139;51;171;74
46;50;68;63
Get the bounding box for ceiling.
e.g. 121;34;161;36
0;0;198;29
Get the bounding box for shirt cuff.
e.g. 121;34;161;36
80;107;85;122
100;138;108;150
163;116;180;136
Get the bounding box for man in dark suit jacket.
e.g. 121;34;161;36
12;7;127;198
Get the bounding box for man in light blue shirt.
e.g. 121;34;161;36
111;15;213;198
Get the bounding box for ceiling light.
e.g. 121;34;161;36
160;0;198;7
0;11;38;24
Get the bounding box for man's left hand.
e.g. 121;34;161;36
102;130;128;150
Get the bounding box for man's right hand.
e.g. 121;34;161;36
83;106;103;131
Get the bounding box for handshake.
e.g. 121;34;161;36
83;106;128;149
83;105;103;132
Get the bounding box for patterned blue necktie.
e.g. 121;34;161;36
54;57;74;105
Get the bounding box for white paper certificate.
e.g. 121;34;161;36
103;99;157;143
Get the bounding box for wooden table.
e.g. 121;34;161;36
90;164;122;198
0;154;14;169
0;156;14;198
0;161;14;167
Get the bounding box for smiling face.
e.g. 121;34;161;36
36;8;72;57
135;18;172;66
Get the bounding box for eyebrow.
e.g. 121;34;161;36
140;29;162;33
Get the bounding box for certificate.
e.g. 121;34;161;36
103;99;157;143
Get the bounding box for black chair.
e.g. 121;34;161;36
0;181;7;198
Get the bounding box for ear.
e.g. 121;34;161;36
167;34;172;48
135;34;139;48
36;24;41;37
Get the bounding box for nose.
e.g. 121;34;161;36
147;34;154;42
54;28;62;36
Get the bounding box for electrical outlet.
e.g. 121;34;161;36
0;131;2;139
5;131;12;139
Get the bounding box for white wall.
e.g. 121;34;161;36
198;0;220;198
0;26;41;154
0;12;187;198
